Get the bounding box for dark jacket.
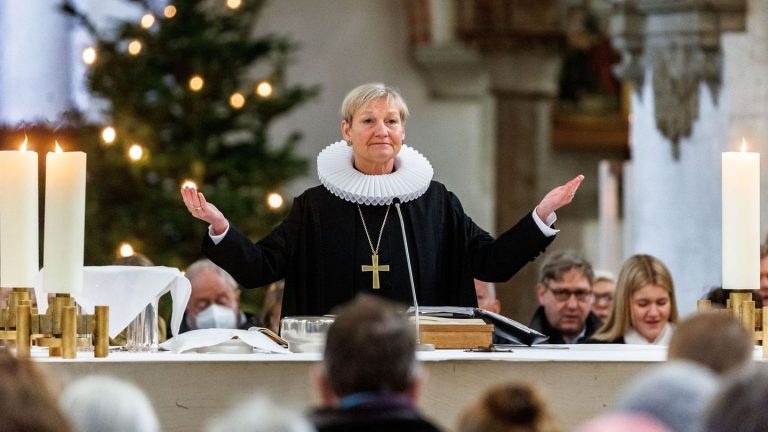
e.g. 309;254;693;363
528;306;603;344
308;394;442;432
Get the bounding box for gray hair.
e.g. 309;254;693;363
340;82;409;124
60;375;159;432
207;394;315;432
538;250;594;286
185;258;238;291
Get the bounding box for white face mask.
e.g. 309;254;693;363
194;304;238;330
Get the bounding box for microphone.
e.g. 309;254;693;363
393;198;435;351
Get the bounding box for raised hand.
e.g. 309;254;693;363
535;175;584;221
180;186;229;235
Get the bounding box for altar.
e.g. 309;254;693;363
32;345;695;431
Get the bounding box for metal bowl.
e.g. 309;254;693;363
280;316;335;353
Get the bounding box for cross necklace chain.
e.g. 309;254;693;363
358;204;391;289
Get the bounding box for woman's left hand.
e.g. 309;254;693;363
535;175;584;221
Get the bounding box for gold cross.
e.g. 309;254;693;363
361;253;390;289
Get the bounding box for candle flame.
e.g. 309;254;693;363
54;141;63;153
20;135;28;152
741;138;748;152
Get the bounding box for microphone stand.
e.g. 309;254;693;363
393;198;435;351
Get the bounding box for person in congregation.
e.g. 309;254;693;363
207;394;315;432
0;349;72;432
177;258;259;334
474;279;501;314
260;281;284;334
457;382;560;432
591;270;616;322
529;250;603;344
703;367;768;432
667;312;754;376
60;375;159;432
589;254;678;344
308;294;441;432
181;82;583;317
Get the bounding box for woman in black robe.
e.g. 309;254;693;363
180;83;583;317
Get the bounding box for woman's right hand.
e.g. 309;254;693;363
180;187;229;235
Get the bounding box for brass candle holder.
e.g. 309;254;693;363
699;290;766;357
0;288;109;358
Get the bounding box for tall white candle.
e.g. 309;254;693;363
722;142;760;290
43;143;86;294
0;138;39;287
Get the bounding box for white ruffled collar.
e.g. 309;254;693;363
317;141;433;206
624;322;674;345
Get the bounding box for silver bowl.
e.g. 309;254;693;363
280;316;335;353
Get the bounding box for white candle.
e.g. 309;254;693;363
722;141;760;290
0;138;39;287
43;143;86;294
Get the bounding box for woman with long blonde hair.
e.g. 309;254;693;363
590;254;678;344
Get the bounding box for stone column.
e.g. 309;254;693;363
611;0;746;314
0;2;72;123
457;0;566;321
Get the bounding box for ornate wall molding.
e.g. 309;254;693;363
610;0;746;157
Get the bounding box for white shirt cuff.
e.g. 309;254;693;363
208;224;230;245
532;209;558;237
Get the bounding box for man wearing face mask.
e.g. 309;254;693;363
177;258;259;333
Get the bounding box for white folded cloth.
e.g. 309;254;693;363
160;328;289;354
35;266;191;338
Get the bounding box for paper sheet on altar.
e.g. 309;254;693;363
160;328;290;354
34;266;191;338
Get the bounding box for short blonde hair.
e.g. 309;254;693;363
340;82;409;124
591;254;678;342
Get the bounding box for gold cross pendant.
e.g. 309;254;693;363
361;253;390;289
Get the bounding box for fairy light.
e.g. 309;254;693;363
128;40;143;55
229;92;245;109
118;242;134;257
226;0;242;10
255;81;272;98
140;13;155;29
101;126;116;145
82;47;97;65
189;75;204;91
128;144;144;161
181;180;198;190
267;192;284;209
164;5;177;18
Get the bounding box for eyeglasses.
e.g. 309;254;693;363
593;293;614;303
546;286;593;302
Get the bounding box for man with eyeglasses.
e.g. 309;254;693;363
529;250;603;344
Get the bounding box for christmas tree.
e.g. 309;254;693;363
60;0;318;270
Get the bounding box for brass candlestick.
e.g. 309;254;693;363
0;289;110;358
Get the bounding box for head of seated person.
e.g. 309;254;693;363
316;294;420;407
113;252;154;267
184;258;242;330
591;254;678;344
591;270;616;323
457;382;559;432
0;348;72;432
532;250;598;343
61;375;159;432
207;394;315;432
702;286;762;309
668;311;754;375
703;366;768;432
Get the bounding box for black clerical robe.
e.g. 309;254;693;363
203;181;554;317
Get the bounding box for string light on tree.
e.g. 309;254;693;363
255;81;272;98
189;75;204;92
118;242;134;257
100;126;116;145
181;180;198;190
81;47;97;65
226;0;242;10
267;192;284;209
128;144;144;161
229;92;245;109
128;39;143;55
164;5;177;18
140;13;155;29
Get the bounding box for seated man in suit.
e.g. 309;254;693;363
530;250;603;344
309;295;441;432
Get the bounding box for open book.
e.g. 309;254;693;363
407;306;549;346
